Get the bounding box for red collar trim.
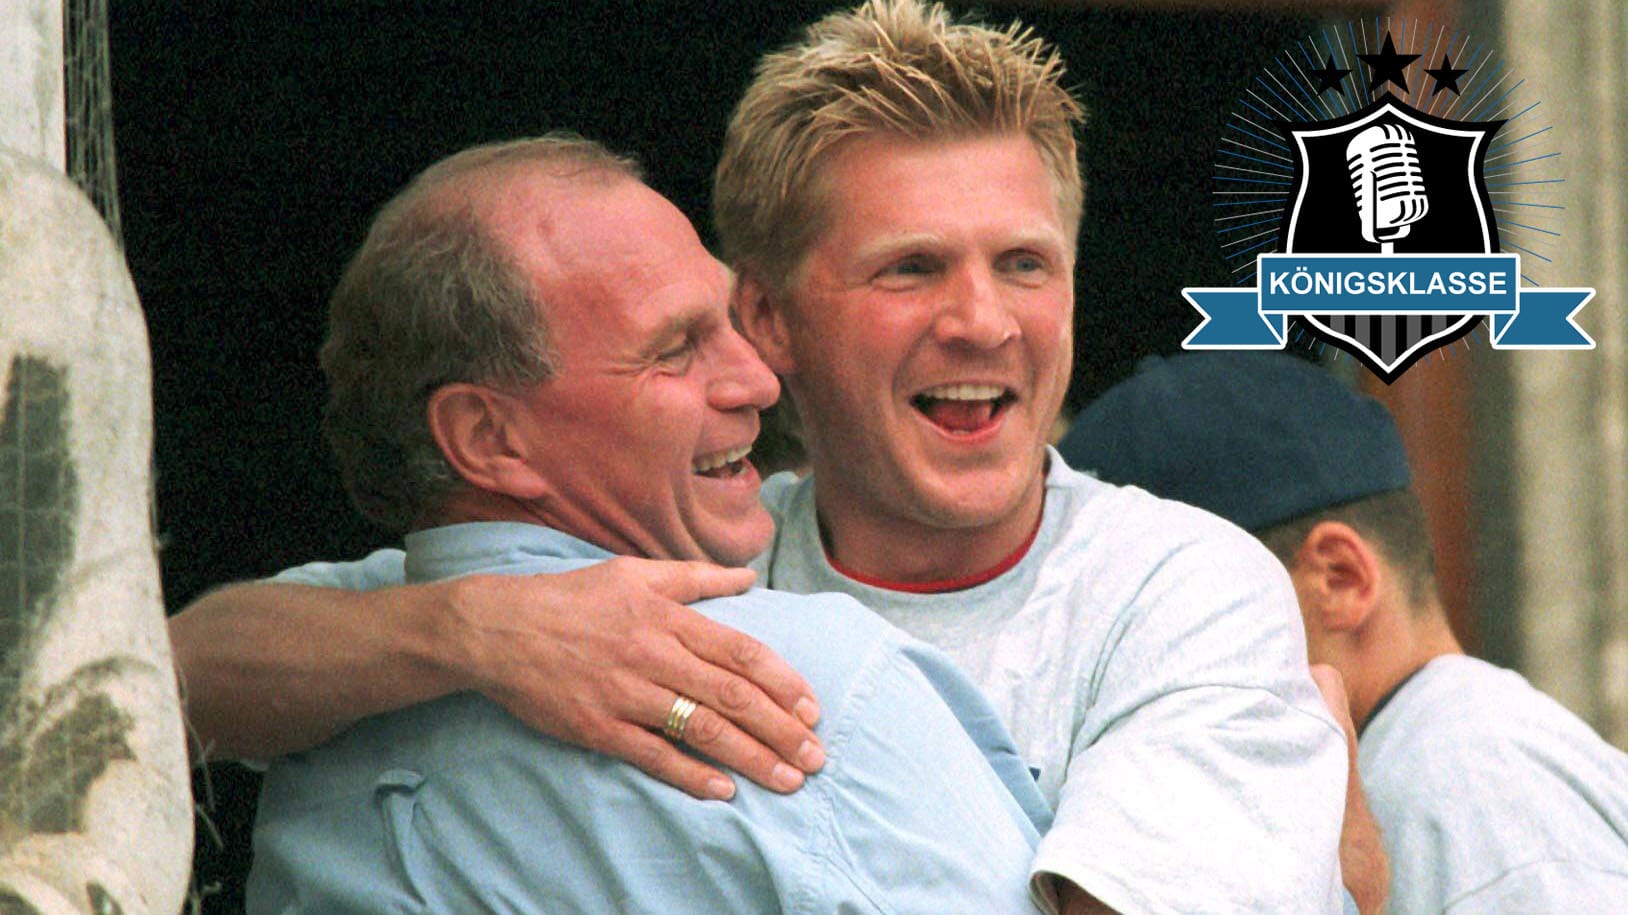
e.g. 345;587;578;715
824;509;1043;594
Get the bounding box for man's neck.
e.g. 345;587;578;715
430;489;534;529
1348;606;1464;730
813;471;1047;585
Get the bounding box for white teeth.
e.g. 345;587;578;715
693;443;752;473
918;383;1006;401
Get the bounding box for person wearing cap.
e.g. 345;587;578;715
1060;350;1628;914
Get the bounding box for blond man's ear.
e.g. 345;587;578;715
732;275;798;376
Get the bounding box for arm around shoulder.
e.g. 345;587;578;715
170;574;464;762
170;553;825;800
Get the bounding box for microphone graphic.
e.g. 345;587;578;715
1345;124;1428;253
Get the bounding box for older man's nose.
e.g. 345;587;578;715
710;327;781;411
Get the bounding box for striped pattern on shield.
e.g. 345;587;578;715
1279;96;1501;381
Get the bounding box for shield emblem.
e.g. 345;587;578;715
1280;94;1502;380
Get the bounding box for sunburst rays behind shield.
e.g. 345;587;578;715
1211;16;1565;370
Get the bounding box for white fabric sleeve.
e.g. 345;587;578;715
1443;861;1628;914
1030;534;1348;915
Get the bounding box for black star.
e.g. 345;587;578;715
1358;33;1420;94
1424;54;1468;97
1308;55;1350;96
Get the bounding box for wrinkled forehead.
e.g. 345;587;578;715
480;170;731;337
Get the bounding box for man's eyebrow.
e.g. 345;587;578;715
851;229;1066;264
639;306;713;356
851;233;946;263
642;313;693;351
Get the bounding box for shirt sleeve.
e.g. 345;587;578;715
267;548;407;590
1030;531;1348;915
814;635;1049;915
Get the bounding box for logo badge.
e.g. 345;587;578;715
1282;94;1499;377
1182;23;1593;381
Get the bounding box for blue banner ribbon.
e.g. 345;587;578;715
1184;253;1593;350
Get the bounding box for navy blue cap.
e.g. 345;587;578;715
1059;352;1412;531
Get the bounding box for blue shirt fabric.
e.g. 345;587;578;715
247;523;1049;914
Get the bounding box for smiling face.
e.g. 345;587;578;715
483;172;780;566
754;133;1075;577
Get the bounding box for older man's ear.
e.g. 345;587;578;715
427;383;550;500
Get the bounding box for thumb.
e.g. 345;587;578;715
1309;663;1358;762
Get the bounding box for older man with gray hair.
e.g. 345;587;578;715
243;133;1050;913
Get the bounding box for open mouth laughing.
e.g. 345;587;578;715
692;442;754;478
910;382;1017;436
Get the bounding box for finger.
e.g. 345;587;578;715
599;722;738;801
1308;664;1353;729
612;605;821;775
665;700;809;794
1308;663;1359;762
1308;662;1348;709
671;612;820;729
646;646;823;776
640;559;757;604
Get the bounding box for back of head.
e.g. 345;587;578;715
1061;352;1437;602
713;0;1084;290
320;134;641;535
1062;352;1410;532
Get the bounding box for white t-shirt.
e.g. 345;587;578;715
754;451;1349;914
1360;654;1628;913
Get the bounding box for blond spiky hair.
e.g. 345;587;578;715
713;0;1085;290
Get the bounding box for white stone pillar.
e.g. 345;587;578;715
0;149;192;914
0;0;65;169
1491;0;1628;747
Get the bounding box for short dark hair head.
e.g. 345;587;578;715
1061;352;1412;531
1254;489;1439;610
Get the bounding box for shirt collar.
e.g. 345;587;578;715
403;522;615;583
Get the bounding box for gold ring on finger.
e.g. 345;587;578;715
664;694;700;743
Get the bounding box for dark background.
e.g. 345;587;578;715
109;1;1333;908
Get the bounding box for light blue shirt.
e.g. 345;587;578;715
247;522;1049;914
